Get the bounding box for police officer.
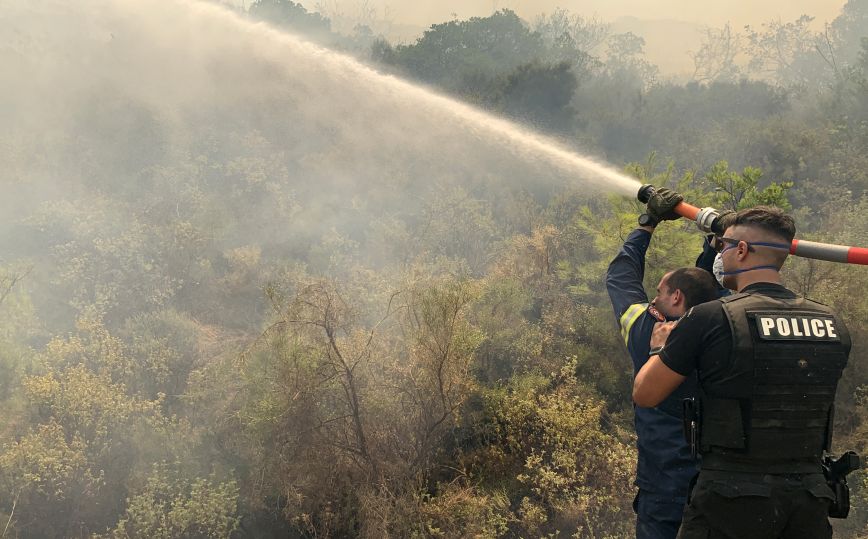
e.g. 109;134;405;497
606;187;720;539
633;206;851;539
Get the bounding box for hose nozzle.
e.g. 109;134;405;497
636;184;724;234
637;184;656;204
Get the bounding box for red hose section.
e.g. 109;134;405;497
652;190;868;265
784;239;868;266
673;202;700;221
848;246;868;265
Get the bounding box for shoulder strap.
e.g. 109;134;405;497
719;291;752;304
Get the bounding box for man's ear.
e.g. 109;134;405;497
673;288;683;306
738;240;750;259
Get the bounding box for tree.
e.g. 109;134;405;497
744;15;833;88
604;32;659;89
497;61;578;132
374;10;546;98
231;274;481;535
699;160;793;211
475;364;635;537
0;264;31;309
248;0;333;41
0;314;238;538
533;9;608;56
533;9;607;74
103;463;239;539
0;422;102;538
829;0;868;67
691;23;742;83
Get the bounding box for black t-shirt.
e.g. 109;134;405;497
660;283;799;379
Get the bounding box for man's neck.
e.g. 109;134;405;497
736;270;783;291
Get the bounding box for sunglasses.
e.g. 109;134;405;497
712;236;752;254
709;235;791;254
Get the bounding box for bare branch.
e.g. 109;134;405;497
0;265;32;308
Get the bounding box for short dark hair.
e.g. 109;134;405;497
733;206;796;243
666;267;719;308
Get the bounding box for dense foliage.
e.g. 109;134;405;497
1;0;867;537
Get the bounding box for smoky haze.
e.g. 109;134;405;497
3;0;635;288
2;0;640;182
330;0;846;29
2;0;867;537
294;0;847;76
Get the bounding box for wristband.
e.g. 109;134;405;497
648;346;665;357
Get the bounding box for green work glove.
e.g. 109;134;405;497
647;187;684;221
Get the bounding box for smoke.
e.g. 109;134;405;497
1;0;643;332
3;0;636;193
294;0;845;34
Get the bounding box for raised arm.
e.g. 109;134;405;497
606;226;655;321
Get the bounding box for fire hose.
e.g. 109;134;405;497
637;184;868;266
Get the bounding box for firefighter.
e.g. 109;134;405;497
606;187;719;539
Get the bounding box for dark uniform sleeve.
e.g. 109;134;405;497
695;235;717;273
659;303;718;376
606;229;653;352
606;229;651;318
695;234;730;297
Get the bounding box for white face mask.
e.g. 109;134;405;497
713;252;726;288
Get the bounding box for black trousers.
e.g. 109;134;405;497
677;471;834;539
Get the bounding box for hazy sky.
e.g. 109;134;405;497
305;0;847;30
295;0;848;77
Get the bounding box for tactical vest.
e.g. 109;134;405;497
698;291;850;473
